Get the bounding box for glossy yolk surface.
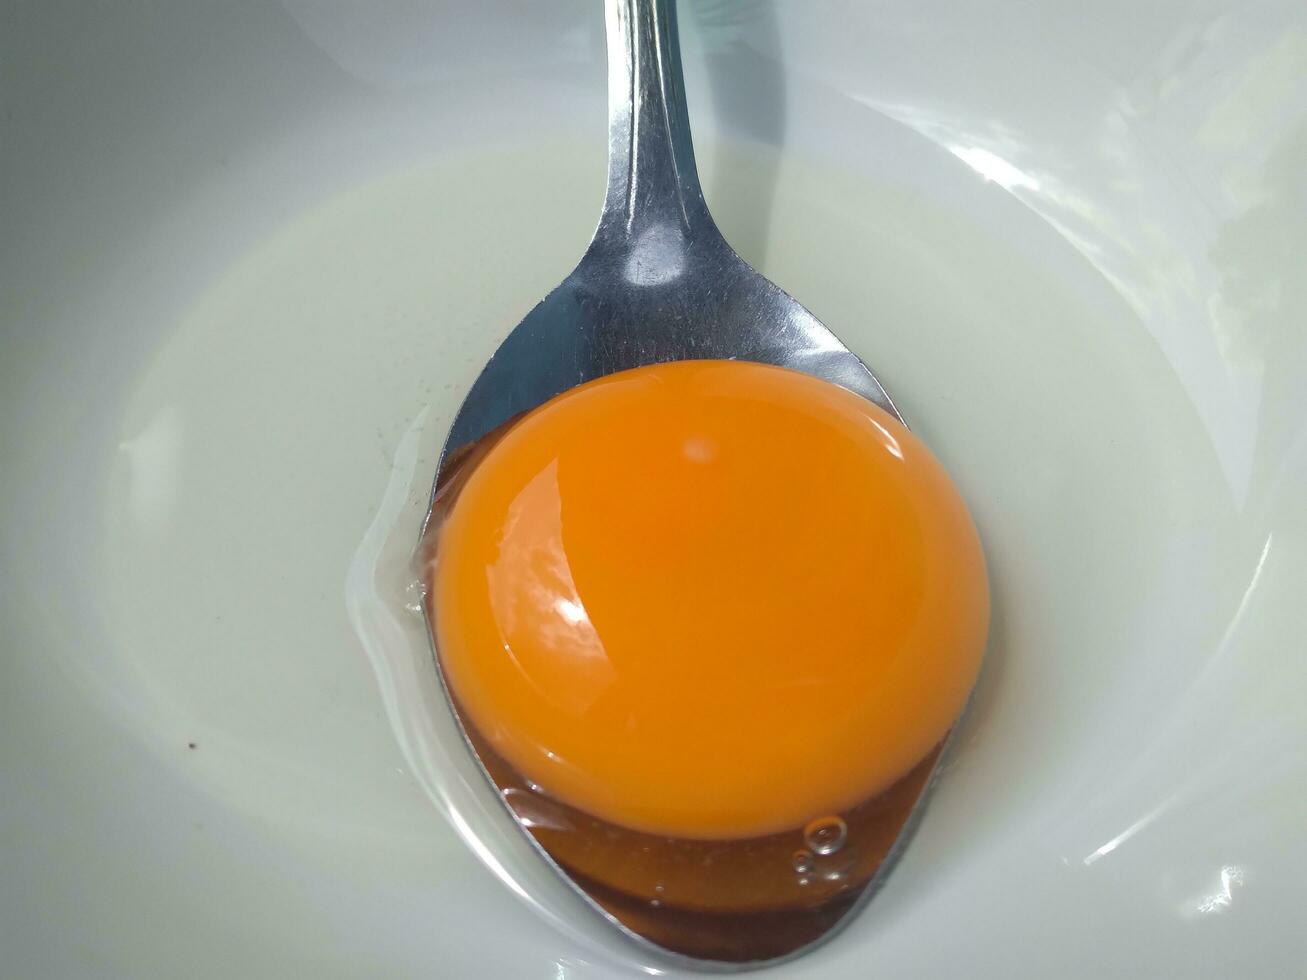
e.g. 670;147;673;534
432;360;988;840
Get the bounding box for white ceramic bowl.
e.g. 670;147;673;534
3;2;1304;976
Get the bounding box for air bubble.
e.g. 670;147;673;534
791;849;815;874
804;815;847;855
402;579;425;614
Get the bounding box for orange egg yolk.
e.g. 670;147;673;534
432;359;988;840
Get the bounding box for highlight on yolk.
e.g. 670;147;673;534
431;359;988;841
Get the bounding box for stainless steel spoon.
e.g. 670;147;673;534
424;0;943;968
440;0;899;454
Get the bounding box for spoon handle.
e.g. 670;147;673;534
595;0;713;245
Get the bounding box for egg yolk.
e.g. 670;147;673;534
431;359;987;840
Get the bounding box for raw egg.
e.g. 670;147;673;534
431;359;987;841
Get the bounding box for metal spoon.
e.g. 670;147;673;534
441;0;898;453
424;0;942;968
